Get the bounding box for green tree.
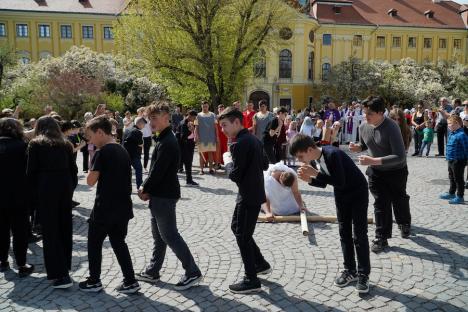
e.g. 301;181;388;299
0;43;17;89
114;0;294;108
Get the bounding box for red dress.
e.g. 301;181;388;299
243;110;256;131
215;123;228;164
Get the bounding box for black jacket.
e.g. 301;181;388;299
226;128;269;206
0;137;28;209
309;145;368;199
142;126;181;199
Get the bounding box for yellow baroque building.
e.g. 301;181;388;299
246;0;468;110
0;0;127;63
0;0;467;110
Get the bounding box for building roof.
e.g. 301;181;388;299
0;0;128;16
310;0;468;29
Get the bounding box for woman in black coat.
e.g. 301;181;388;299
27;116;77;288
0;118;34;277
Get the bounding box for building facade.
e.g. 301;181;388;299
0;0;126;63
0;0;467;110
247;0;468;110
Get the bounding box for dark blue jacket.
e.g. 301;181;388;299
309;146;368;200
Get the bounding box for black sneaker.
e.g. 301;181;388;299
115;280;140;294
399;224;411;239
79;277;103;292
135;271;160;284
334;270;358;287
174;273;202;290
18;264;34;278
371;238;388;253
356;274;370;294
52;276;73;289
256;262;272;275
186;180;199;187
0;261;10;272
229;277;261;294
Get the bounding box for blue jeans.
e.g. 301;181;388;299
145;197;200;277
419;141;432;156
130;157;143;189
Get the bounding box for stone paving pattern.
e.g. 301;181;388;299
1;146;467;311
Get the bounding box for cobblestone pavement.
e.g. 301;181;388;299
1;146;467;312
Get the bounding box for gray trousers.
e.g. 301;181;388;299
145;197;200;277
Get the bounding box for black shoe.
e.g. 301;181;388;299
399;224;411;239
115;280;141;294
229;277;261;294
71;200;80;208
371;238;388;253
186;180;199;187
178;168;184;173
135;271;160;284
53;276;73;289
18;264;34;278
256;262;272;275
28;233;42;244
174;273;202;290
0;261;10;272
435;154;444;157
411;152;418;156
334;270;358;287
356;274;370;294
79;277;103;292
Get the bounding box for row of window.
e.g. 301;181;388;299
0;23;113;40
321;34;462;50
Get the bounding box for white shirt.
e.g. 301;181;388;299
142;119;152;137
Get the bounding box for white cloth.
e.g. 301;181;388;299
142;118;152;137
264;163;300;216
299;117;315;137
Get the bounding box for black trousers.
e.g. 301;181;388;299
231;203;268;279
436;123;448;155
413;129;423;154
336;191;370;275
143;137;152;169
117;128;123;144
88;220;135;283
181;140;195;182
37;175;73;280
264;143;276;164
448;160;467;198
0;202;29;267
81;148;89;172
367;166;411;240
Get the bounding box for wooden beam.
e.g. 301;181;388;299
258;215;374;224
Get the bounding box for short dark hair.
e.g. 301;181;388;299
277;107;288;114
454;98;462;106
61;121;74;133
362;96;385;113
86;116;112;135
259;99;268;107
218;107;243;124
289;134;316;156
147;101;170;115
280;172;295;187
0;117;24;140
187;110;198;117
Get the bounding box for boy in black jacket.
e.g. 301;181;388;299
290;134;371;294
79;116;140;294
219;107;271;294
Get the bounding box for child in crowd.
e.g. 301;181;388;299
419;120;434;157
286;121;298;166
79;116;140;293
439;115;468;205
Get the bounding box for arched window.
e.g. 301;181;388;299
253;49;266;78
279;49;292;79
322;63;331;81
308;52;314;80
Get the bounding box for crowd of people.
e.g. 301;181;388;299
0;94;467;296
